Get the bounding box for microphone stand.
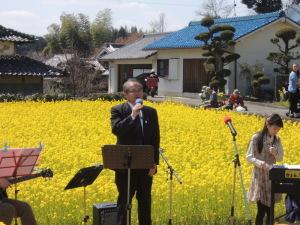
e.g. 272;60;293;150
159;148;182;225
228;130;252;225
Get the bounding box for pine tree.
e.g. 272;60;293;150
195;17;240;89
241;0;282;14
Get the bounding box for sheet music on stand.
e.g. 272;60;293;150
0;146;43;178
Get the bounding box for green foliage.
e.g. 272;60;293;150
195;16;240;89
276;27;296;43
267;27;300;76
222;69;231;77
258;76;271;85
227;40;236;46
239;63;270;98
223;54;239;63
43;24;62;55
59;13;92;56
252;72;270;96
91;9;113;48
207;57;216;64
252;80;260;87
241;0;282;14
200;17;214;27
0;92;124;102
43;9;113;56
210;25;222;34
220;30;234;41
195;32;210;42
219;25;235;33
253;72;264;80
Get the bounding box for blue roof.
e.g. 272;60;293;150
144;11;285;50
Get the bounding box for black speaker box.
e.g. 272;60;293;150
93;202;118;225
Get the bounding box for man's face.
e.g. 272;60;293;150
124;82;143;104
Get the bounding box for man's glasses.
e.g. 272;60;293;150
126;89;143;93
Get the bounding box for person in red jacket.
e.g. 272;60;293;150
145;70;159;97
225;89;247;111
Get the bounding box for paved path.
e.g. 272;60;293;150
147;96;300;122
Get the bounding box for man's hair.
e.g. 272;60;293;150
123;79;143;92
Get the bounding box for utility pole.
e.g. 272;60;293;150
234;0;237;16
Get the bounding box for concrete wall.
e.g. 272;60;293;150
0;75;43;94
108;58;155;93
108;18;300;97
156;48;205;97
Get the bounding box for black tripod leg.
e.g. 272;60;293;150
229;159;238;225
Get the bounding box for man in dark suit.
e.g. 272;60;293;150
111;79;160;225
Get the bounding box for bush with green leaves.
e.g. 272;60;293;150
195;17;240;90
267;27;300;75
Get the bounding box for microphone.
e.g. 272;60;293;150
135;98;143;118
224;116;237;136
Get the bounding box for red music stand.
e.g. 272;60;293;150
0;146;42;178
0;145;43;225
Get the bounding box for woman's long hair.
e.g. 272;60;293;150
256;114;283;154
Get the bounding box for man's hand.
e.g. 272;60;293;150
148;164;157;176
131;103;143;118
0;178;11;189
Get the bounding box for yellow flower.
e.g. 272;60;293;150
0;100;298;224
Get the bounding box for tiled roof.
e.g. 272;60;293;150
99;33;170;60
0;55;64;76
0;25;35;43
145;11;286;50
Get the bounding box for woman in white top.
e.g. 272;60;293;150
246;113;284;225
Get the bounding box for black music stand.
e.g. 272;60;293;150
65;165;103;224
102;145;154;225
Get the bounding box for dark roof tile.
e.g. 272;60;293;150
0;25;35;43
0;55;65;76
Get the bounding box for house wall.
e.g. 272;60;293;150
234;19;300;96
108;19;300;97
108;58;154;93
0;75;43;94
156;48;205;97
0;41;14;56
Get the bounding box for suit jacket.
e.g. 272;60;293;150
111;102;160;165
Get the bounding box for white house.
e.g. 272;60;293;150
99;33;170;93
102;7;300;97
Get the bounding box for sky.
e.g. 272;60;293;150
0;0;292;37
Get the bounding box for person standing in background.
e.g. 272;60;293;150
287;63;299;118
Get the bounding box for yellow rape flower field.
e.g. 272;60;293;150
1;100;299;225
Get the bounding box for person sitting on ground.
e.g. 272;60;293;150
224;89;247;111
199;86;210;103
204;87;219;108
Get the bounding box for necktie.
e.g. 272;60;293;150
136;115;144;144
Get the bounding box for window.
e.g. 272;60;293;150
157;59;169;76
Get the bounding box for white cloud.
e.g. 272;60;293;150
41;0;100;6
0;10;38;19
0;10;48;36
114;1;147;9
